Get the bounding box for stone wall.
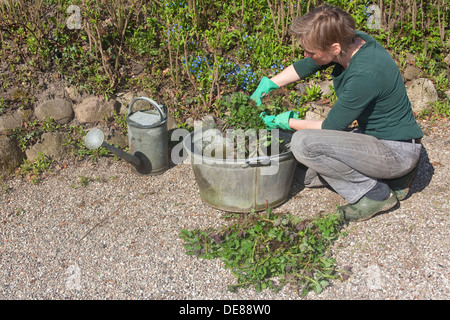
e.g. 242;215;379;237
0;54;448;180
0;89;178;179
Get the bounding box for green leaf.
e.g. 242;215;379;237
179;210;345;295
319;280;329;288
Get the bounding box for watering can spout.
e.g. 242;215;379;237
84;128;152;174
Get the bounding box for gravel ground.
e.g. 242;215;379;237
0;119;448;301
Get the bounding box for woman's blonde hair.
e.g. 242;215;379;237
290;4;356;55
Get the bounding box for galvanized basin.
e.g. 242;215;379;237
183;128;297;212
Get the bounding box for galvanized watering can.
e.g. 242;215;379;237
85;97;169;175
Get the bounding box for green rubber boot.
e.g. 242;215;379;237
387;167;418;201
338;191;398;222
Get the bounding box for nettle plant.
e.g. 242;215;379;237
207;92;289;159
218;93;267;131
181;209;350;295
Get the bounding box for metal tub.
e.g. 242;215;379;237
183;128;297;212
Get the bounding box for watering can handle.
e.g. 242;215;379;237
128;97;167;121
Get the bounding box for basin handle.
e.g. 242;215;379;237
243;156;274;168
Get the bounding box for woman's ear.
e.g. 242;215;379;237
330;43;342;56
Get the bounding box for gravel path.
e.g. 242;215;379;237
0;119;448;301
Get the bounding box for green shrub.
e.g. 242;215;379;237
0;0;448;118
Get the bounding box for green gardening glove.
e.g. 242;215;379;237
251;77;279;106
260;111;300;131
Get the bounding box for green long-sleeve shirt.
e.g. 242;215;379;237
293;31;423;141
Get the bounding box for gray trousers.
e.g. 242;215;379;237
291;129;422;204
